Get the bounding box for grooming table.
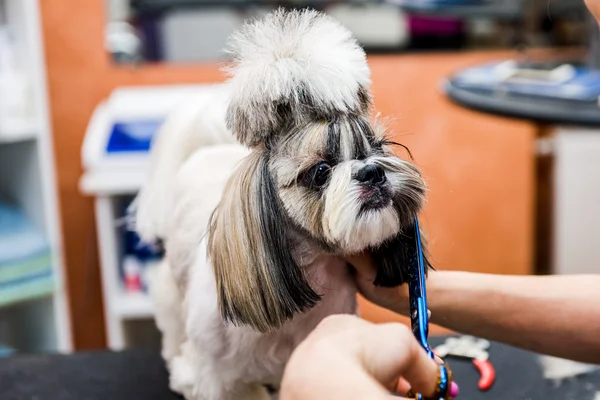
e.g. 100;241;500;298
443;61;600;126
1;337;599;400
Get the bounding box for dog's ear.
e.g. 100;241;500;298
371;224;432;287
207;151;321;333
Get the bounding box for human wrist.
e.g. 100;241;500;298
416;269;448;325
374;271;437;317
386;284;410;316
426;270;482;327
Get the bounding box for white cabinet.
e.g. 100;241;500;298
0;0;71;352
553;127;600;275
80;84;220;349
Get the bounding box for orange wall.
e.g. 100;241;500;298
41;1;227;348
359;56;536;329
41;1;536;348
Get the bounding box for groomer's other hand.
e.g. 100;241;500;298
586;0;600;24
280;315;442;400
345;253;411;316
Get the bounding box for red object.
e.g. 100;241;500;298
473;358;495;391
433;336;497;392
125;274;141;292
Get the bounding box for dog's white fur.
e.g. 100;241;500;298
224;8;371;147
145;143;250;369
139;119;358;399
133;9;424;400
132;86;236;243
140;140;357;399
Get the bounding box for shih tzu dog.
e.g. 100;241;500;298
132;8;429;400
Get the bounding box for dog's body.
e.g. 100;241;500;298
177;236;356;399
133;9;429;400
145;139;358;399
144;143;357;399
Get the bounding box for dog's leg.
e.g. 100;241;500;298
172;355;270;400
170;352;196;399
147;259;185;370
172;340;273;400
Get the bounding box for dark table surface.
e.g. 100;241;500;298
1;336;599;400
443;78;600;127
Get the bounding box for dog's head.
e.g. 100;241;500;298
208;9;429;333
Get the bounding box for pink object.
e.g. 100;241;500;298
408;16;463;35
124;257;142;292
450;381;460;397
125;273;141;292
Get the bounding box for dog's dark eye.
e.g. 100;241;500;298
306;162;331;189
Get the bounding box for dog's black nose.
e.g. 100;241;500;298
356;164;386;185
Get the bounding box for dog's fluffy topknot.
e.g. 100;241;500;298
224;8;372;148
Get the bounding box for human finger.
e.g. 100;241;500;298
358;322;440;396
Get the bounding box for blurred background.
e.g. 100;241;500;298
105;0;589;64
0;0;599;355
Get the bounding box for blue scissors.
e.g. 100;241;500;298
406;217;453;399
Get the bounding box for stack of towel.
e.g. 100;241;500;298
0;200;54;307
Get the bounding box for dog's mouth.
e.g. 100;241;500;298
358;185;393;214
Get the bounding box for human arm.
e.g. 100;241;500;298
348;254;600;364
425;271;600;363
280;314;446;400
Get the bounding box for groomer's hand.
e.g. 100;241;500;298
346;253;412;316
280;315;443;400
587;0;600;24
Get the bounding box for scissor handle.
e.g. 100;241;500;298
408;217;433;358
407;217;456;399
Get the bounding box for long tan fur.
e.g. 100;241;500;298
208;151;320;333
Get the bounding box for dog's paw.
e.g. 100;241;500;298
170;355;196;398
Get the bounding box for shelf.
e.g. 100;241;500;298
0;0;73;352
0;247;55;309
113;291;154;319
0;201;56;308
0;119;38;144
130;0;345;16
80;169;145;196
388;0;522;20
0;277;54;308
